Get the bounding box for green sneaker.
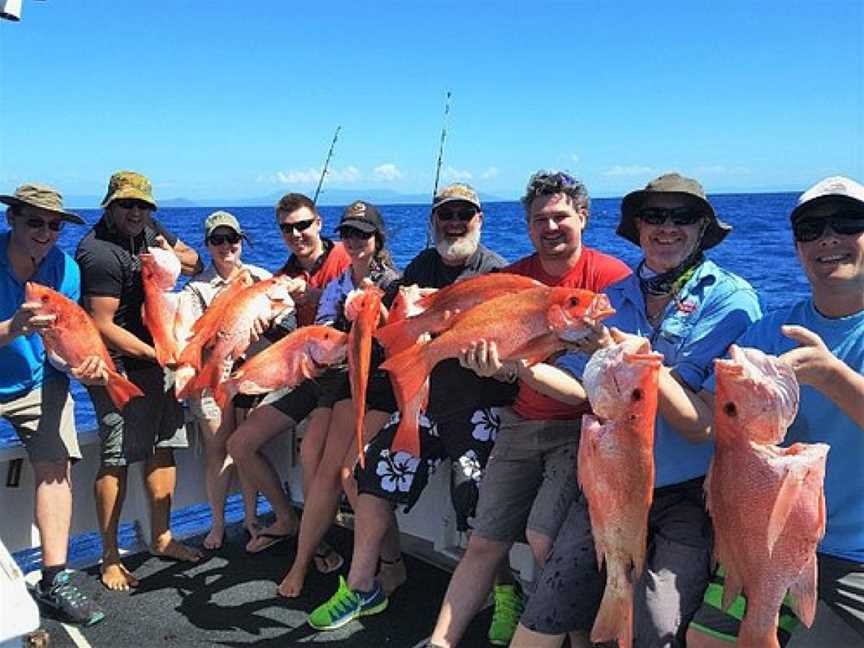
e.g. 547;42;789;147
308;575;388;631
488;582;524;646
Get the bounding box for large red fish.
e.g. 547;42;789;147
140;247;183;367
381;287;614;451
707;345;828;648
385;284;434;326
177;276;294;398
215;325;347;409
375;273;541;356
25;282;144;410
346;286;384;468
578;336;662;648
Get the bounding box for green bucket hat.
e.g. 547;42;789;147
0;183;85;224
101;171;158;209
618;172;732;250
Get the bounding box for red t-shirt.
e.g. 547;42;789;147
506;247;631;420
280;240;352;326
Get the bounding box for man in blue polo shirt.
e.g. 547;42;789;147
1;183;108;626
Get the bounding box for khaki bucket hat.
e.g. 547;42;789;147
100;171;158;209
0;183;85;224
204;210;243;238
617;172;732;250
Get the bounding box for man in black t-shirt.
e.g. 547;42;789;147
76;171;203;592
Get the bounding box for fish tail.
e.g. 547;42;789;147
591;576;633;648
380;343;431;407
105;370;145;411
179;358;221;399
173;364;196;399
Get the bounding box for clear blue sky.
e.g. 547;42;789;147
1;1;862;203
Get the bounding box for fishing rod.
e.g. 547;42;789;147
428;91;452;247
313;125;341;204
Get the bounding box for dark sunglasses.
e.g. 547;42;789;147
113;198;153;211
23;217;64;232
208;232;242;246
279;218;316;234
637;207;704;227
339;226;375;240
436;207;477;222
792;212;864;243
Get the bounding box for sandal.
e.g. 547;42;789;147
313;544;345;574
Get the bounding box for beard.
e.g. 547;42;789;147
435;227;480;264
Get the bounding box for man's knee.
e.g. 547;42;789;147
525;529;553;567
465;533;510;563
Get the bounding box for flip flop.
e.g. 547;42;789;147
245;531;293;554
313;546;345;574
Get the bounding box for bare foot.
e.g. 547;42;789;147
150;537;203;562
245;519;298;553
277;564;307;598
203;526;224;550
101;560;139;591
377;555;407;596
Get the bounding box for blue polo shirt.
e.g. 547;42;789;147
0;231;81;401
703;301;864;562
559;259;761;487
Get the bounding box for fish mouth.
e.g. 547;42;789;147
586;293;615;321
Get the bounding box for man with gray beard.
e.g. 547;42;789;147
308;183;523;635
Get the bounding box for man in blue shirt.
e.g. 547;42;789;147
687;176;864;646
1;183;108;626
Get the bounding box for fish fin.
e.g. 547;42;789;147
214;380;236;411
105;370;145;411
720;566;744;612
178;339;205;371
375;319;424;357
509;333;560;365
299;356;319;381
390;379;428;457
788;552;819;627
590;568;633;648
767;468;805;557
179;358;222;399
380;343;431;407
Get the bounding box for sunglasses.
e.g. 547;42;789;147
339;226;375;240
279;218;317;234
637;207;704;227
208;232;242;246
114;198;153;211
436;207;478;222
23;217;64;232
792;212;864;243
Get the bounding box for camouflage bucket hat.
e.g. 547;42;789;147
0;183;85;224
618;172;732;250
101;171;158;209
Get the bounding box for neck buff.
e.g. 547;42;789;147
638;249;706;297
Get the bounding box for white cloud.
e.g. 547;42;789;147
373;163;403;181
480;166;499;180
602;165;655;177
329;165;361;183
443;166;473;181
272;165;361;185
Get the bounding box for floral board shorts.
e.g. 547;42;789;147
354;405;504;532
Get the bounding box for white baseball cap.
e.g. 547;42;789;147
790;176;864;222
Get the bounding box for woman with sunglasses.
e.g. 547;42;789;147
181;210;273;550
277;200;399;598
511;173;762;648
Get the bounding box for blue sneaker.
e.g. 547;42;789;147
31;570;105;626
308;575;388;630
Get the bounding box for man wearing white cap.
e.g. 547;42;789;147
687;176;864;646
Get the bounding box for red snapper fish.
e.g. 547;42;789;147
140;247;183;367
171;291;199;398
578;336;662;648
375;273;542;356
25;282;144;410
381;287;614;452
385;284;435;325
177;276;294;398
707;345;828;648
215;325;347;408
346;286;384;468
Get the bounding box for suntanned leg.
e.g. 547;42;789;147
510;624;567;648
227;405;299;551
279;404;349;597
147;448;202;561
95;465;139;590
430;534;512;647
198;410;228;550
232;407;260;535
32;460;72;568
346;492;396;592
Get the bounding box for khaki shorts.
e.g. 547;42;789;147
88;364;187;467
0;375;80;463
471;407;580;543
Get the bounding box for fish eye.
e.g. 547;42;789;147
724;402;737;417
41;295;49;302
631;388;642;401
568;296;581;307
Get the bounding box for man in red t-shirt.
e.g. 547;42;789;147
429;171;631;648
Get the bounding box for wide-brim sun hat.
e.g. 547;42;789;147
0;183;85;224
618;172;732;250
100;170;158;209
789;175;864;222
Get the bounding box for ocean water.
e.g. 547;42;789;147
1;193;809;447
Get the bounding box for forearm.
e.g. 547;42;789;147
657;368;713;443
97;321;156;361
174;243;203;276
517;362;588;406
0;318;20;348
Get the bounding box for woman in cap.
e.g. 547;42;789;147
277;200;399;598
511;173;762;648
181;210;272;550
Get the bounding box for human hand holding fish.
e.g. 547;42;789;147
8;301;56;336
69;354;110;386
458;339;523;382
779;324;845;389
